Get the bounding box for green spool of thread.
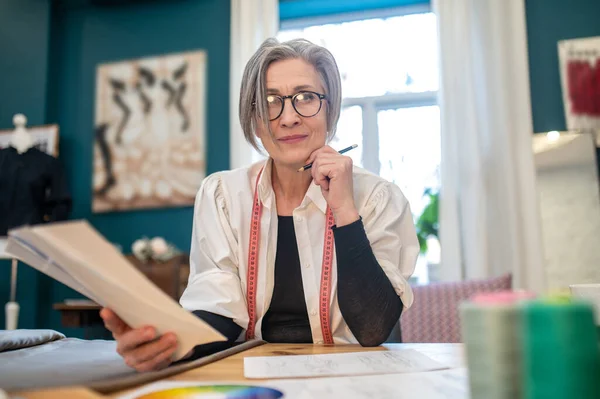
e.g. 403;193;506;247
523;301;600;399
460;291;536;399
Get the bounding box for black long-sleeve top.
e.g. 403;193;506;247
189;215;402;358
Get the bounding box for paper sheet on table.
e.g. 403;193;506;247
243;349;449;379
115;368;468;399
5;220;226;360
272;368;468;399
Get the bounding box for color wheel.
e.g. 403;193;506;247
135;384;284;399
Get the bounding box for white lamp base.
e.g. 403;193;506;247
5;301;19;330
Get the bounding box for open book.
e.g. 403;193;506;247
4;220;226;360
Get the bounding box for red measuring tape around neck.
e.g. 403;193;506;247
245;166;335;344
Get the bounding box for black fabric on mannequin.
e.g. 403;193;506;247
0;147;71;235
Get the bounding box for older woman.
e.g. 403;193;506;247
100;38;418;372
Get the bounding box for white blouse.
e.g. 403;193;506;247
179;159;419;344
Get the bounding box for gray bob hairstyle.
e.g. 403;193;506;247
239;38;342;151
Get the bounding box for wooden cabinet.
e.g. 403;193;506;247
124;253;190;300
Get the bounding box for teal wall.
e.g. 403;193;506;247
0;0;51;127
0;0;52;331
525;0;600;133
0;0;230;334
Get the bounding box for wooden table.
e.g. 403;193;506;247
14;343;465;399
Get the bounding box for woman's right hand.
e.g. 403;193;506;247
100;308;179;372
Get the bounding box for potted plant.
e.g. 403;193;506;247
415;188;440;281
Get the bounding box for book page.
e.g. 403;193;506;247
6;221;227;360
244;349;448;379
33;221;177;306
11;224;163;312
5;237;101;303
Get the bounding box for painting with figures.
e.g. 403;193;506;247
93;50;206;213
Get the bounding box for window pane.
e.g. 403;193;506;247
378;105;441;285
330;105;363;167
277;12;439;97
378;106;440;216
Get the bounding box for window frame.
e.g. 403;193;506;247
279;4;438;175
344;91;438;174
280;4;432;30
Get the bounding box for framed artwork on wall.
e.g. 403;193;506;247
558;36;600;132
93;49;207;213
0;124;59;157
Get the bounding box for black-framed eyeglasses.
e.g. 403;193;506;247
263;91;327;121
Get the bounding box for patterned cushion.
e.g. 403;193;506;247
401;274;512;343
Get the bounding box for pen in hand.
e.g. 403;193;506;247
297;144;358;172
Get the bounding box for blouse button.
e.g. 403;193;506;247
310;309;317;316
295;215;303;222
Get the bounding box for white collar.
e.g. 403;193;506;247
256;158;327;214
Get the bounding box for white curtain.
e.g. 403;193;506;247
433;0;546;292
229;0;278;170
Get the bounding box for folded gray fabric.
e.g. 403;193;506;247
0;338;265;393
0;338;132;391
0;329;65;352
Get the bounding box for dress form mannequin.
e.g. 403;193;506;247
2;113;33;329
2;254;19;330
9;114;34;154
1;114;71;329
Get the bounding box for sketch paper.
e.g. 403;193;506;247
244;349;448;379
271;368;468;399
117;368;467;399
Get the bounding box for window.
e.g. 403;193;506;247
278;6;440;284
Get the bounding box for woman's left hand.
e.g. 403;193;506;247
306;146;360;226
